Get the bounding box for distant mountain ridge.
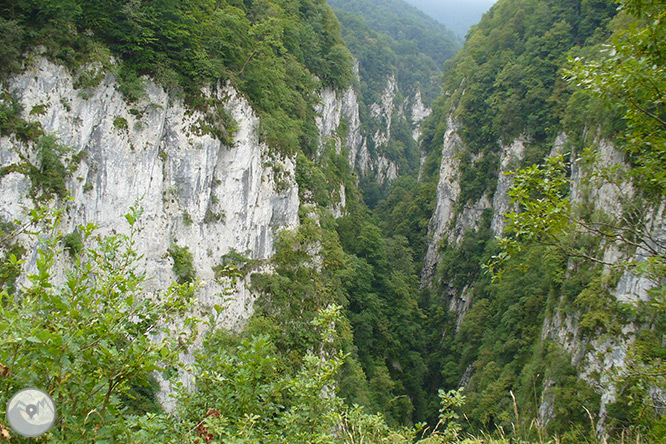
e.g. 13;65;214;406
327;0;460;68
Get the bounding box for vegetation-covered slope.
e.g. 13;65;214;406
1;0;353;155
328;0;460;104
327;0;459;67
410;0;666;441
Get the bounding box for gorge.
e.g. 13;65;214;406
0;0;664;442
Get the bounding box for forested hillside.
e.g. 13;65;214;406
328;0;459;103
414;0;666;441
0;0;354;155
1;0;665;442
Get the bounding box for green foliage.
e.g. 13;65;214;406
436;388;466;441
0;92;45;143
473;2;666;441
0;18;25;77
328;5;456;166
457;151;500;206
30;103;48;116
121;304;472;443
0;219;26;296
336;219;428;423
417;0;619;212
0;97;77;202
168;243;196;285
487;153;571;278
170;305;346;443
565;0;666;196
213;248;258;283
330;0;460;106
329;0;459;67
295;153;331;206
372;175;438;269
0;207;458;442
295;143;356;209
195;101;237;146
443;0;617;147
574;276;619;334
182;211;193;227
26;135;71;200
438;209;495;292
62;230;83;257
1;0;353;154
113;116;128;130
0;206;196;441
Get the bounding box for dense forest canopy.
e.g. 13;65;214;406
0;0;354;155
328;0;461;106
327;0;460;67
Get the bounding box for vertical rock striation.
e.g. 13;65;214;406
0;58;299;330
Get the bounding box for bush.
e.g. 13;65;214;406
113;116;128;130
0;207;196;441
167;244;196;284
62;230;83;257
30;135;69;199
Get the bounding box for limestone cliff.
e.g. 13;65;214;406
421;114;665;434
0;58;299;331
317;68;430;185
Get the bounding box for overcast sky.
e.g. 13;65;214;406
402;0;499;38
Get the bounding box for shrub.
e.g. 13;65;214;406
167;244;196;284
62;230;84;257
113;116;128;130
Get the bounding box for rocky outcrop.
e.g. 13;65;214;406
370;75;397;148
539;139;666;435
409;89;431;142
421;119;526;288
0;58;299;331
421;117;464;287
490;138;526;235
318;70;430;185
422;116;665;434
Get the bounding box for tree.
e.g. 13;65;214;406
566;0;666;196
0;206;197;441
488;0;666;439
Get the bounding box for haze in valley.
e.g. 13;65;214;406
402;0;498;37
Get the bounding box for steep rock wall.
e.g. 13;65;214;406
422;116;665;434
318;71;430;185
0;58;299;330
539;140;666;434
421;118;525;289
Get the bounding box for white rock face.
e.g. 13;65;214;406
421;117;464;287
421;118;510;289
539;138;666;435
0;58;299;330
342;87;364;167
370;75;397;148
315;88;343;155
490;137;526;235
409;89;431;142
335;72;427;185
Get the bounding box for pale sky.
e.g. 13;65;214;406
402;0;499;38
